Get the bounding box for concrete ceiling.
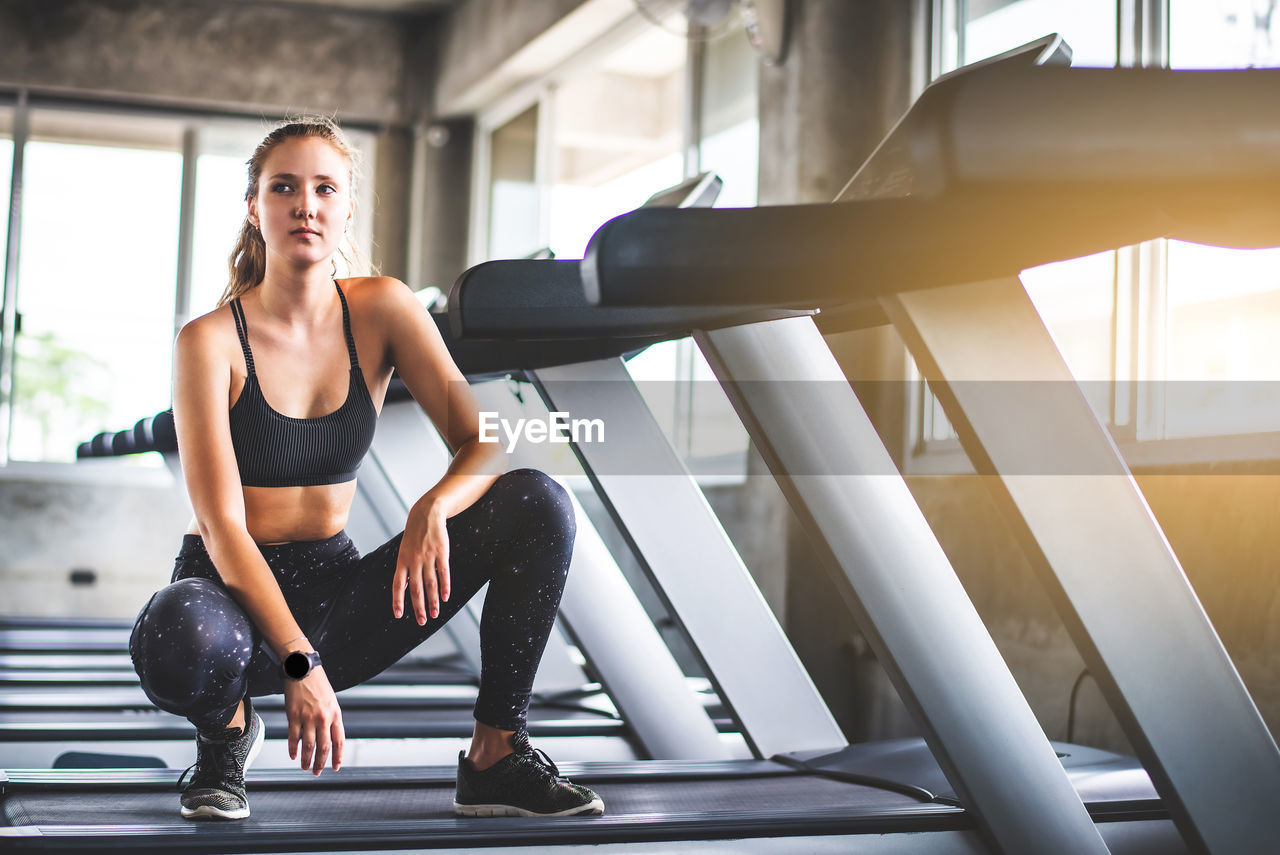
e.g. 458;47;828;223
220;0;461;16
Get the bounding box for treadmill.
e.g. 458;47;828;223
1;40;1188;854
582;34;1280;855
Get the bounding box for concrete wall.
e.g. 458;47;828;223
0;0;417;125
0;463;192;620
905;470;1280;754
432;0;590;114
1;0;435;278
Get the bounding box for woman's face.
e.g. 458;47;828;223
248;136;353;270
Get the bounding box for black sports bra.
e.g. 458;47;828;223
227;282;377;487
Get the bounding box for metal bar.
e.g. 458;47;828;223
694;315;1108;855
683;27;705;179
883;276;1280;855
0;91;28;464
532;357;847;759
556;485;729;759
172;126;198;339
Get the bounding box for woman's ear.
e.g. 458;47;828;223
247;197;259;230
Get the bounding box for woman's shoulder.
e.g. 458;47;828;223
340;275;410;300
175;304;237;361
339;276;424;317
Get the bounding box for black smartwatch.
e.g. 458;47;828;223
281;650;322;681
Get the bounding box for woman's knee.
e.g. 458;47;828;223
490;468;576;542
130;577;256;712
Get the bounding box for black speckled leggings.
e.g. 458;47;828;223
128;469;575;734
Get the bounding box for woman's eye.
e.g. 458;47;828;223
271;182;292;193
318;184;337;195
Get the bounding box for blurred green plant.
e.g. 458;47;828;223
13;331;110;460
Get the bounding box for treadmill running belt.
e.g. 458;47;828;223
5;774;918;826
1;768;963;850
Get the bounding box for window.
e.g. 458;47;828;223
189;127;263;318
955;0;1118;68
0;108;377;464
1170;0;1280;69
1162;0;1280;439
699;25;760;208
474;12;760;479
11;111;183;463
922;1;1119;449
0;112;12;211
546;25;685;259
919;1;1280;459
487;105;542;261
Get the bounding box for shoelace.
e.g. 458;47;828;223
176;731;244;792
510;731;563;783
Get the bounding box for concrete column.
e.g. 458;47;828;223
371;128;413;282
415;119;474;293
756;0;924;740
758;0;923;206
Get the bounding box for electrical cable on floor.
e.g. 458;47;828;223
1066;667;1092;743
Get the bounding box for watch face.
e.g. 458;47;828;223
284;651;311;679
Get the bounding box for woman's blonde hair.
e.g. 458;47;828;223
218;116;369;307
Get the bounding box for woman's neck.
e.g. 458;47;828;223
255;262;338;329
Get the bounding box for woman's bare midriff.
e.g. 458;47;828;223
186;481;359;545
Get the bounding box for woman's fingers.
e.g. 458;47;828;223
423;559;441;619
407;559;426;624
284;675;342;777
397;525;452;622
439;542;451;604
331;716;345;772
312;732;330;776
391;562;408;619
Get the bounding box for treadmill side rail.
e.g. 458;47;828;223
884;276;1280;855
694;315;1108;855
532;358;846;758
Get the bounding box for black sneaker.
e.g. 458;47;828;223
177;698;265;820
454;730;604;817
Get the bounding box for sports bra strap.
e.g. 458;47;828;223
230;298;256;376
334;281;360;369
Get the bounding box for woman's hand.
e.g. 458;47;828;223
283;666;344;775
393;494;451;624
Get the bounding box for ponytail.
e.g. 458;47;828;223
220;221;268;307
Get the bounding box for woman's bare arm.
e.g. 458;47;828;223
172;316;311;660
370;276;507;513
173;314;343;773
357;277;507;624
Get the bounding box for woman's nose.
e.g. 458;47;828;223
295;193;317;218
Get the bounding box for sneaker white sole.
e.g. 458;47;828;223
180;803;251;820
453;797;604;818
179;713;265;821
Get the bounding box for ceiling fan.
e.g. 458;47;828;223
632;0;790;64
